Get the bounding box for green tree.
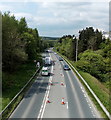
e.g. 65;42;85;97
2;12;27;71
18;17;28;34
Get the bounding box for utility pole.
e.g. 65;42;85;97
76;38;78;62
73;35;78;62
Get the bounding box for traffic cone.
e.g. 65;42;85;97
47;97;51;103
61;82;64;86
49;81;53;85
61;98;65;105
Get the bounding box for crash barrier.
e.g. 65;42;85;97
0;67;41;120
58;52;111;119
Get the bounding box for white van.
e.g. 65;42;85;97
44;57;52;66
41;67;49;76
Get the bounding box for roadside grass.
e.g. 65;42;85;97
56;51;110;118
2;62;37;110
77;71;109;118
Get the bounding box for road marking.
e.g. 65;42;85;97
84;94;86;97
82;90;84;93
66;102;68;109
37;53;53;120
65;71;85;118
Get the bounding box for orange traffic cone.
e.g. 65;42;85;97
61;98;65;105
61;82;64;86
47;97;51;103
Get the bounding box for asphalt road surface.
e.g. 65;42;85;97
10;51;101;119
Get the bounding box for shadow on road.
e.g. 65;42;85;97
24;79;49;98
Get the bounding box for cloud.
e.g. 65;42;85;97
0;0;110;2
0;4;13;12
0;1;109;37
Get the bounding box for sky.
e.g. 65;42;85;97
0;0;110;37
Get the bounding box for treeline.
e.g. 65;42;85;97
55;27;111;82
2;12;48;72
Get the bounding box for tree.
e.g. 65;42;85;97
2;12;27;71
78;27;102;53
18;17;28;34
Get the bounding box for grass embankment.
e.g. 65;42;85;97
2;62;37;111
56;51;110;118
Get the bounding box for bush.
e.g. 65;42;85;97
76;50;106;82
75;60;91;72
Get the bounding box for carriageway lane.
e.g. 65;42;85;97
10;53;52;118
59;56;101;118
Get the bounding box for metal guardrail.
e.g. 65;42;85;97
0;67;41;119
58;53;111;119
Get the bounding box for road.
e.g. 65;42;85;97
10;51;101;118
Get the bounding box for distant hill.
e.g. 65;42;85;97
41;36;59;41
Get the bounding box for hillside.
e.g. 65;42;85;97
41;36;59;41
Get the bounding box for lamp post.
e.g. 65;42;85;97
76;37;78;62
73;35;78;62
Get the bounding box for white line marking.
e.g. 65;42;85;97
84;94;86;97
82;90;84;92
66;102;68;109
65;71;85;118
37;53;53;120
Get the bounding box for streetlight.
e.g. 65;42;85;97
73;35;78;62
73;36;78;62
76;36;78;62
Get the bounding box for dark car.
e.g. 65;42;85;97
59;57;63;61
63;64;70;70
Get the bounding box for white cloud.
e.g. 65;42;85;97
0;0;110;2
0;1;109;36
0;4;13;12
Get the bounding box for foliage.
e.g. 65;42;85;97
2;12;44;72
55;26;111;83
77;50;107;82
55;35;76;60
78;27;103;53
2;12;45;104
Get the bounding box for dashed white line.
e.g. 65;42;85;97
66;102;68;109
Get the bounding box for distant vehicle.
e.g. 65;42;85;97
54;52;57;55
41;67;49;76
45;50;51;53
63;64;70;70
44;57;52;66
59;57;63;61
45;50;48;53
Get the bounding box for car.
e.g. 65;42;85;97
59;57;63;61
41;67;49;76
63;64;70;70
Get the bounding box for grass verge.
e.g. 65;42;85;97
2;62;37;110
1;62;41;119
